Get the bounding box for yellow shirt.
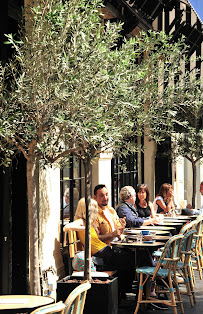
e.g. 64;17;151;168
77;226;106;256
95;205;121;244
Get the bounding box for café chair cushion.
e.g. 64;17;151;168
72;251;96;272
136;265;172;277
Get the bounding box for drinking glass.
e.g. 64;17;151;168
150;232;156;240
136;233;143;243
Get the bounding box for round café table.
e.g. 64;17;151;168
124;229;170;236
111;239;165;270
164;216;189;220
127;234;171;243
162;215;195;221
0;295;54;313
111;240;165;249
155;222;184;234
137;225;176;234
138;225;175;231
163;218;188;223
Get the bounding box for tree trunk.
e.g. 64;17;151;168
192;160;196;208
27;157;41;295
83;157;91;281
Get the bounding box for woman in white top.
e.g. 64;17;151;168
153;183;175;214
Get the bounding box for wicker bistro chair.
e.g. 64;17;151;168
178;218;199;286
153;219;198;264
179;219;198;235
191;216;203;280
63;281;91;314
30;301;65;314
176;229;197;307
198;215;203;269
134;234;184;314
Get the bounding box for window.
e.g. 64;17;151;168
60;155;84;246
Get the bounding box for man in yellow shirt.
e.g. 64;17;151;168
93;184;126;244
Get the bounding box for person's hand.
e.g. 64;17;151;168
119;217;126;228
151;217;160;225
152;216;164;225
112;227;123;238
93;224;100;235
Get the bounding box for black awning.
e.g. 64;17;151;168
105;0;202;51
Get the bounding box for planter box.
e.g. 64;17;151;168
57;275;118;314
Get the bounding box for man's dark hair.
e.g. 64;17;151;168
94;184;107;196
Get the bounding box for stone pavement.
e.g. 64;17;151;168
118;272;203;313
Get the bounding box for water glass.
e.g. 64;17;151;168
136;233;143;243
158;215;164;224
150;232;156;240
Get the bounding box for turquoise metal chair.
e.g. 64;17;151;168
134;234;184;314
63;281;91;314
30;301;65;314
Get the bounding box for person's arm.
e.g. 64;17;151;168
192;206;203;215
117;203;144;228
142;217;160;225
98;228;123;243
95;213;123;243
63;219;85;232
156;198;173;213
149;202;156;218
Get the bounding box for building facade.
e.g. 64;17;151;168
0;0;202;296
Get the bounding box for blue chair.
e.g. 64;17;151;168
63;281;91;314
134;234;184;314
30;301;65;314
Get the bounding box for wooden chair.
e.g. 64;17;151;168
63;281;91;314
134;234;184;314
65;229;117;277
30;301;65;314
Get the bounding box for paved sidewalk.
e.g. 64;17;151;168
118;272;203;313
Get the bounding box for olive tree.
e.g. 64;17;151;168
172;72;203;207
0;0;191;294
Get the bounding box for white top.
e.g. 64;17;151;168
152;196;164;213
193;205;203;215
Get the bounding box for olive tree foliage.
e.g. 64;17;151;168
172;72;203;207
0;0;191;293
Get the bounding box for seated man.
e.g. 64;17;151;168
93;184;126;244
182;181;203;216
116;186;159;228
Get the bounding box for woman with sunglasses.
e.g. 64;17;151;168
153;183;175;214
